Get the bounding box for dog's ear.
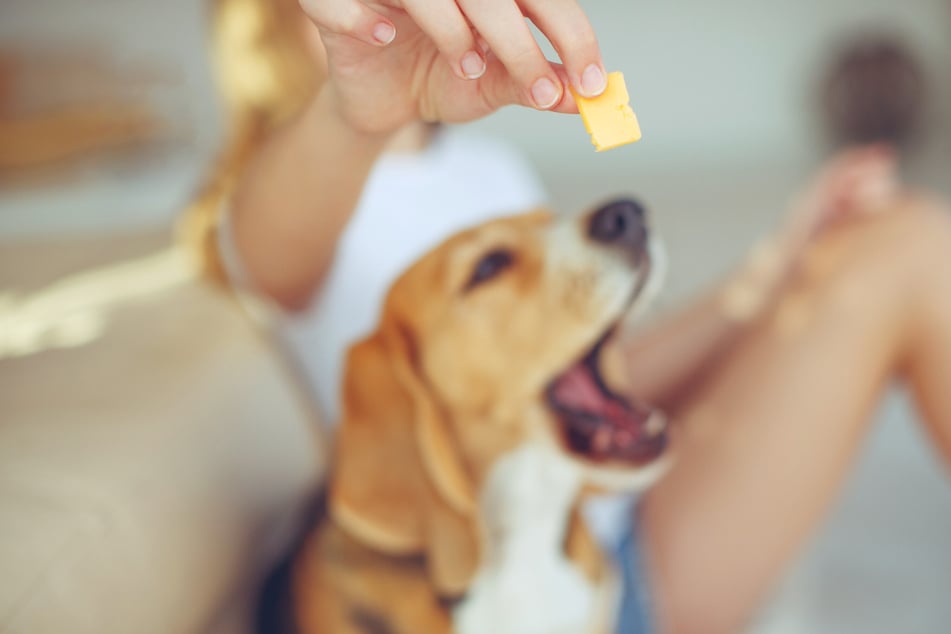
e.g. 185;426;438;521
330;321;481;596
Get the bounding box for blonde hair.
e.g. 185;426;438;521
179;0;321;285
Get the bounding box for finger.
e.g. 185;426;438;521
519;0;607;98
479;57;579;114
840;147;901;214
402;0;485;80
820;144;891;184
548;64;579;114
808;148;892;225
458;0;565;110
299;0;397;46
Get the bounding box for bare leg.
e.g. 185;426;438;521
641;198;951;634
903;202;951;458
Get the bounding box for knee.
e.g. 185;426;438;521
775;198;951;333
800;197;951;295
882;196;951;265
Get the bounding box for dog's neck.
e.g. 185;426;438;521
454;443;599;634
481;442;580;562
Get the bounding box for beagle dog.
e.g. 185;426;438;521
284;199;671;634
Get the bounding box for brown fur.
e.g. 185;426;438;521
290;212;618;633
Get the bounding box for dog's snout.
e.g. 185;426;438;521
587;198;648;257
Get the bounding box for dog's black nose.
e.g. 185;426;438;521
587;198;648;258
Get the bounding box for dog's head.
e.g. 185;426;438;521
330;199;669;596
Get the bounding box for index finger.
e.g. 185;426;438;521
520;0;607;98
457;0;566;110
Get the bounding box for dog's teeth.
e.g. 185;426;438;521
593;427;613;452
645;412;667;437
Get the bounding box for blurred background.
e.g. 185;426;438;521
1;0;949;632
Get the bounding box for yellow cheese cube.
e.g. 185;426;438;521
571;71;642;152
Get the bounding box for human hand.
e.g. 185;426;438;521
783;145;900;251
299;0;608;135
722;146;902;321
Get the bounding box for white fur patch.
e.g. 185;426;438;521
454;444;598;634
545;218;639;327
576;449;673;493
626;238;667;325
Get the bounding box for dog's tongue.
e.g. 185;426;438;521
550;360;647;429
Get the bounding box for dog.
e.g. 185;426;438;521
267;199;671;634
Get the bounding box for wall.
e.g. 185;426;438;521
0;0;948;234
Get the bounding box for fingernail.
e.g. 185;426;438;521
461;50;486;80
580;64;606;97
531;77;560;109
372;22;396;45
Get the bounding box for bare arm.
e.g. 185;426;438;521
229;88;391;311
624;243;794;412
225;0;611;311
625;287;749;412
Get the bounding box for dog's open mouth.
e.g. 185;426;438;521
545;326;668;465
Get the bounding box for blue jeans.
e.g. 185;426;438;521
613;521;655;634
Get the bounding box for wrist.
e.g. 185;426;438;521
306;85;397;150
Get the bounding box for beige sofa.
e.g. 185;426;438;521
0;229;325;634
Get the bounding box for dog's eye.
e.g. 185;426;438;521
465;249;515;291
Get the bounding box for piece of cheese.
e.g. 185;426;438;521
571;71;642;152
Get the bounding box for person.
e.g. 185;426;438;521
181;0;951;632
